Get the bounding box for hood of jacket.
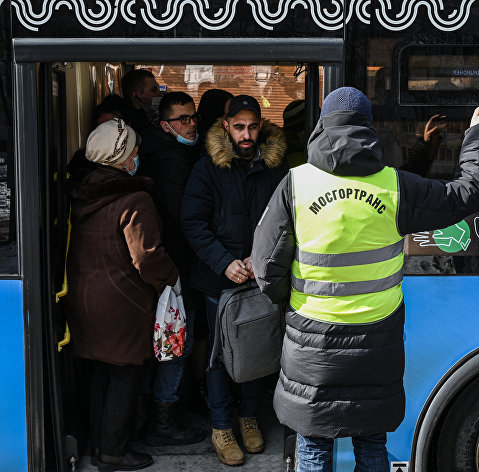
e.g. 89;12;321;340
66;166;153;220
205;118;286;169
307;111;384;177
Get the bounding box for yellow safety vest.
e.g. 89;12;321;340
290;163;404;324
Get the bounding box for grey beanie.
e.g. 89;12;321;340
85;118;138;166
320;87;372;121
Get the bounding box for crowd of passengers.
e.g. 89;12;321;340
64;69;450;471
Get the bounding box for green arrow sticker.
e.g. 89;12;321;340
432;220;471;253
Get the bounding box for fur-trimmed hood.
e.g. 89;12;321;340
205;118;286;169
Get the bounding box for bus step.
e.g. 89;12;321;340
65;435;79;471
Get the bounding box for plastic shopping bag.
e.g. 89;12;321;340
153;278;187;361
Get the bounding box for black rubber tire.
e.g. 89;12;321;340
436;377;479;472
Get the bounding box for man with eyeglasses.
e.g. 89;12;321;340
181;95;288;466
138;91;206;447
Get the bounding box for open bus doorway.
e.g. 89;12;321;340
36;57;341;471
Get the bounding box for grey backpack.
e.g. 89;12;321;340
210;281;284;383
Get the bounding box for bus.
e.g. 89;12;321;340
1;1;479;471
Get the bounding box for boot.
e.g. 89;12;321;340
143;399;206;446
90;447;100;466
212;428;245;466
97;450;153;472
239;417;264;453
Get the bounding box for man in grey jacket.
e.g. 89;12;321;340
251;87;479;472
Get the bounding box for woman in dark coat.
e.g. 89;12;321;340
64;118;178;472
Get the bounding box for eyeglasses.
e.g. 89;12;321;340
165;113;201;125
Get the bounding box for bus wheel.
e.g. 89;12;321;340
436;377;479;472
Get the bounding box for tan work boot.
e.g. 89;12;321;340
239;417;265;453
212;428;245;466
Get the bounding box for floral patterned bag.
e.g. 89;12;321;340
153;278;187;361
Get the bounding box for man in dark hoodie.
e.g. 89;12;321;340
182;95;288;466
250;87;479;472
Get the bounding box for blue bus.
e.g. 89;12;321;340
1;1;479;471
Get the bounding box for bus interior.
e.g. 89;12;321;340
10;54;335;472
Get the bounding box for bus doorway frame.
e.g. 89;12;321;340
12;36;344;472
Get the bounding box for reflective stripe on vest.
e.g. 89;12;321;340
290;163;404;324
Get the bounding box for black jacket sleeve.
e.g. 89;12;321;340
398;124;479;235
250;172;296;304
399;137;433;178
181;160;236;277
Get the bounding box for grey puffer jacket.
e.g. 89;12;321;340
251;111;479;438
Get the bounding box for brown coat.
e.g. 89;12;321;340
64;166;178;365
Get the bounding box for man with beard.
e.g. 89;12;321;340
182;95;288;466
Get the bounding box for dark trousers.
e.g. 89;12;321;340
205;295;264;429
89;360;144;456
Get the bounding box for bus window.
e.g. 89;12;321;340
0;34;17;276
362;39;479;275
399;45;479;106
134;63;310;127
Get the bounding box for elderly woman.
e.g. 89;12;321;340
64;118;178;471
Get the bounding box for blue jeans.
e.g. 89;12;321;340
297;433;389;472
153;310;195;403
206;295;264;429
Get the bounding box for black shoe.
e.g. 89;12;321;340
143;400;207;446
90;447;100;466
97;450;153;471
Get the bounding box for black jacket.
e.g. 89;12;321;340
138;126;200;307
251;111;479;438
182;119;288;298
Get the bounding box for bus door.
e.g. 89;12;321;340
38;62;90;472
13;37;344;471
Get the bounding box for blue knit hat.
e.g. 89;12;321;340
320;87;372;121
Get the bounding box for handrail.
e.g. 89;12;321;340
57;323;70;352
55;206;71;303
56;203;72;352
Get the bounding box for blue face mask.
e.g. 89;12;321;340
166;122;198;146
124;155;140;176
177;133;199;146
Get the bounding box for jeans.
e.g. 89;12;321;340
206;295;264;429
296;433;389;472
153;310;195;403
